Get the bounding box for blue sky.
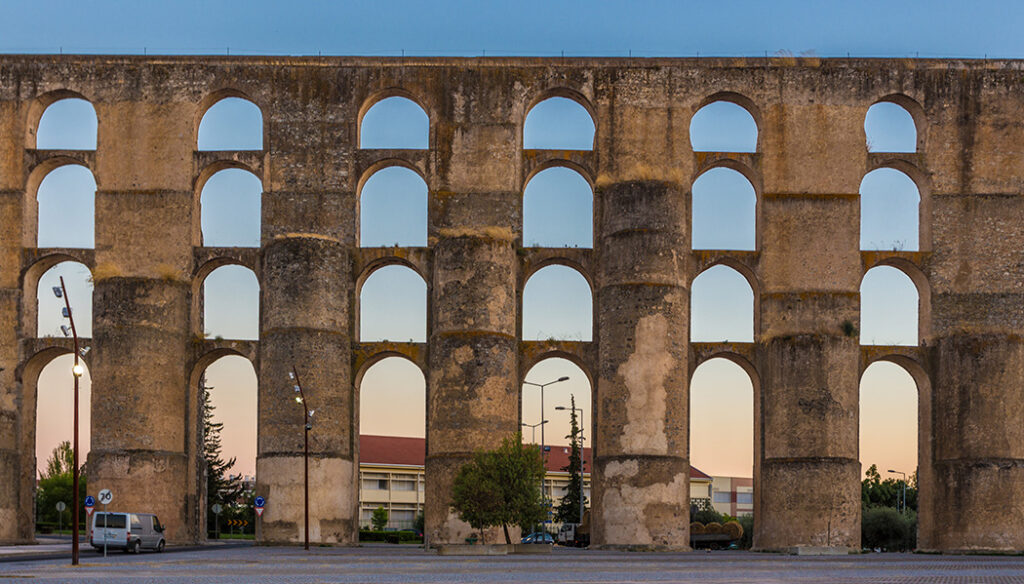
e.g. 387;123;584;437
22;0;1021;479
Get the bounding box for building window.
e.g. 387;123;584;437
713;492;732;503
393;478;416;491
737;493;754;505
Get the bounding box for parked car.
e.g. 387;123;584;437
91;512;166;553
520;531;554;544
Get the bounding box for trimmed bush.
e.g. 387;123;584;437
704;521;723;534
862;507;915;551
690;522;705;535
738;515;754;549
384;532;400;544
692;508;724;525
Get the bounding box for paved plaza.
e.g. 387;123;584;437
2;545;1024;583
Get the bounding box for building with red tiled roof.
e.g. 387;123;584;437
357;435;715;530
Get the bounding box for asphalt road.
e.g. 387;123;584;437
3;546;1024;583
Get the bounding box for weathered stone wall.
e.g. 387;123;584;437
0;55;1022;552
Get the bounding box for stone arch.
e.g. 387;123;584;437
195;163;262;248
188;347;258;537
866;257;931;342
522;165;594;249
192;261;260;341
358;91;431;149
690;264;756;343
864;160;932;252
691;162;759;251
26;159;96;249
358;264;427;342
859;355;931;539
519;355;593;457
25;89;97;150
860;264;920;346
17;345;93;540
522;264;593;341
690;92;760;153
867;94;926;152
689;354;759;516
357;163;429;248
196;90;264;151
21;253;93;338
860;261;925;344
523;89;597;151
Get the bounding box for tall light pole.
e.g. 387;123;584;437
888;469;907;515
556;401;586;525
522;376;569;459
289;366;316;551
54;277;85;566
523;376;568;532
520;420;548;444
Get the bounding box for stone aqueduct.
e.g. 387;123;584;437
1;55;1023;552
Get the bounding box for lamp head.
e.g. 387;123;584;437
72;364;84;377
557;376;569;382
60;325;71;337
288;371;295;380
295;396;303;404
52;286;63;299
555;406;567;411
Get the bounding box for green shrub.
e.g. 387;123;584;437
737;515;754;549
358;529;388;542
862;507;916;551
692;508;724;525
385;532;400;544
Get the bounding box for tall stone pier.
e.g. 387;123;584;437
424;77;521;544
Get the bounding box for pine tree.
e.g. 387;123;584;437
554;394;587;524
202;375;243;534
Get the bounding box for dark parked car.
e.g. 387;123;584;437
520;532;554;544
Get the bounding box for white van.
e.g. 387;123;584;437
90;512;166;553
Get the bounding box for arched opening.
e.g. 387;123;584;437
203;265;260;341
36;165;96;249
359;166;428;247
36;98;98;150
33;354;92;533
523;96;595;151
360;96;429;149
198;354;258;539
198;97;263;151
358;356;426;530
523;166;593;248
691;265;754;343
520;357;593;525
690;100;757;153
691;167;756;251
36;261;93;338
860;168;920;251
865;102;917;153
859;360;919;549
359;265;427;342
200;168;262;248
860;266;918;346
690;357;755;520
522;265;592;341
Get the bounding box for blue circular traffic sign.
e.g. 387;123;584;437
254;496;265;508
84;495;95;507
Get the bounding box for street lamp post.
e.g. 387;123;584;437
54;277;85;566
888;469;907;515
556;401;586;525
520;420;548;445
289;366;316;551
522;376;568;533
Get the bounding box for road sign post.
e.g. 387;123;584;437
98;489;113;558
211;503;222;540
56;502;66;534
253;497;265;540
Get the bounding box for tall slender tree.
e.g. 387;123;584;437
202;375;243;534
554;394;587;524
